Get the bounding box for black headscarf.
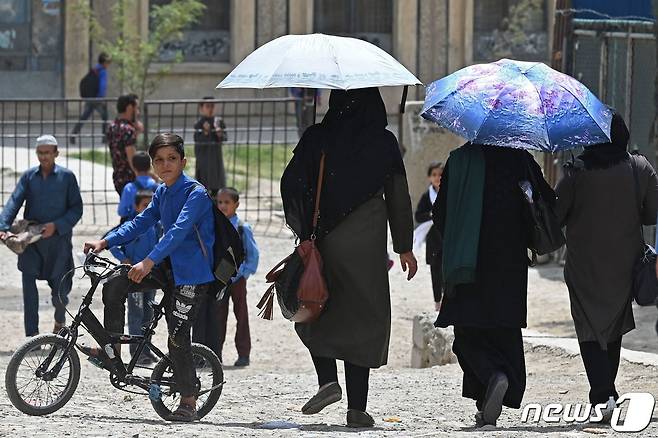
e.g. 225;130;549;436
281;87;406;240
578;110;630;170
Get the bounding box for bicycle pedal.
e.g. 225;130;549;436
148;383;162;401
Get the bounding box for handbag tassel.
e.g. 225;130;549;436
257;284;276;320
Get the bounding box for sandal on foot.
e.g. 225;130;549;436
301;382;342;415
347;409;375;428
167;403;198;422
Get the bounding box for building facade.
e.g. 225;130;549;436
0;0;555;111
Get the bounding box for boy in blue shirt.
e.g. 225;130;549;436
110;190;160;365
84;132;215;422
117;151;158;221
194;187;258;367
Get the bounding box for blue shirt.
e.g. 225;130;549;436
229;214;259;280
117;175;159;219
110;224;160;264
95;63;108;98
106;173;215;286
0;165;83;278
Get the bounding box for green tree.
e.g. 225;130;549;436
79;0;205;100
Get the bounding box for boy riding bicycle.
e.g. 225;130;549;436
84;133;215;422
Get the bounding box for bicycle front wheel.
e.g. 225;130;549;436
5;334;81;415
150;343;223;420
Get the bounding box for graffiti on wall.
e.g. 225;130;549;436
159;31;230;62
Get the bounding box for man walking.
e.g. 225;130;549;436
70;53;112;144
0;135;83;336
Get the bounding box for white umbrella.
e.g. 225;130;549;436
216;33;421;90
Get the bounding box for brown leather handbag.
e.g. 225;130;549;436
257;153;329;322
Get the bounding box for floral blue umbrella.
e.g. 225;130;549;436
421;59;613;152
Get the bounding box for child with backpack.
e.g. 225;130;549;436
83;133;218;422
109;190;161;365
117;151;159;221
193;187;259;366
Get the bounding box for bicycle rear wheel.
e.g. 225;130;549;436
150;343;223;420
5;334;81;415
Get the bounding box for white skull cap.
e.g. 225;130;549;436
35;134;58;147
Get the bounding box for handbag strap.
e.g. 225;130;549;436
311;152;326;239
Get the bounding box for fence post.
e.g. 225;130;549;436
143;103;149;149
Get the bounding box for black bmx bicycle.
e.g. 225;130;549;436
4;252;224;420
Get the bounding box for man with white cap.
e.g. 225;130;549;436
0;135;83;336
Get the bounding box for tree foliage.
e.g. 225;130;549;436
78;0;205;100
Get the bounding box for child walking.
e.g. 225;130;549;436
414;162;444;311
109;190;160;365
84;132;216;422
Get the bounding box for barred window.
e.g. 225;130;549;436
313;0;393;53
473;0;548;63
0;0;63;71
150;0;231;63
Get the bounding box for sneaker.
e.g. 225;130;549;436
346;409;375;428
481;372;508;426
79;345;113;370
233;356;250;367
599;397;617;424
301;382;342;415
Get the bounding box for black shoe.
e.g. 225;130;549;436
69;136;76;145
301;382;342;415
234;356;250;367
346;409;375;428
482;372;508;426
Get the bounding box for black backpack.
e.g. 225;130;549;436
79;68;100;98
189;185;245;297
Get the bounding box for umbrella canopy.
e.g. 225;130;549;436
421;59;613;152
217;33;421;90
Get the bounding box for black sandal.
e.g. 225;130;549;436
167;403;198;422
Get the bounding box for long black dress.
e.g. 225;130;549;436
433;146;554;409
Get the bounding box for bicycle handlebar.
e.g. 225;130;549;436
83;251;121;279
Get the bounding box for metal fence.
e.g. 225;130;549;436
0;97;302;232
569;19;655;162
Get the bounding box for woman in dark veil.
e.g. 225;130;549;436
281;87;417;428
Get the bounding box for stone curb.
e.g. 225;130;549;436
523;329;658;367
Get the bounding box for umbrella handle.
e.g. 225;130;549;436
399;85;409;114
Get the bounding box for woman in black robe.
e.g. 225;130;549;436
281;87;417;428
433;145;554;427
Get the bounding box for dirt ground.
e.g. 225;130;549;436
0;230;657;437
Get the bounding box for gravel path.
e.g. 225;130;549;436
0;232;657;437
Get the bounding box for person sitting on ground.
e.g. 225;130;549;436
193;187;259;367
117;151;158;222
109;190;162;365
0;135;83;337
83;132;216;422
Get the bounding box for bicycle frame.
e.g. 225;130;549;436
38;254;174;394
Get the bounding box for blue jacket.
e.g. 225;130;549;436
95;63;108;98
117;175;159;219
229;214;259;280
109;223;160;264
106;173;215;285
